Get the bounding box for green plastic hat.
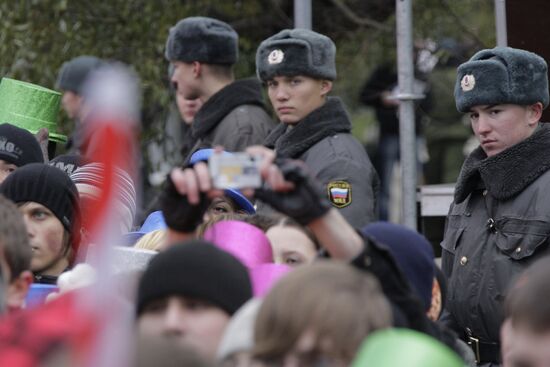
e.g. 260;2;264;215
0;78;66;143
351;329;464;367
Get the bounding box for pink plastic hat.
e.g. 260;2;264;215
203;220;273;268
249;263;292;297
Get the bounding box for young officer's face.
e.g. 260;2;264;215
18;202;69;276
469;103;541;157
138;295;230;360
61;91;83;119
171;61;200;100
267;76;332;124
501;319;550;367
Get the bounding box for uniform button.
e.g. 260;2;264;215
460;256;468;266
465;212;471;217
482;190;488;196
364;256;372;267
515;247;522;254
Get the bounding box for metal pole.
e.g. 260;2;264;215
494;0;508;47
294;0;312;29
395;0;419;230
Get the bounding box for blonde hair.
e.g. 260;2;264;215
133;229;166;252
253;261;392;364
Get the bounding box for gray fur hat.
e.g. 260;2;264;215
256;28;337;81
56;56;104;94
455;47;549;112
165;16;238;65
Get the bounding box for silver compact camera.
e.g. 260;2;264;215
208;152;263;190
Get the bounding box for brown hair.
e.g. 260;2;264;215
0;195;31;281
505;257;550;333
246;213;320;249
253;261;392;364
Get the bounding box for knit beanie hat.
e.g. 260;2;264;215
136;240;252;316
0;123;44;167
455;46;549;112
256;28;337;82
56;56;105;94
0;163;81;247
361;222;435;311
165;17;238;65
49;154;86;176
70;162;137;233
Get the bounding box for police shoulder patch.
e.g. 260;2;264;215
327;181;352;208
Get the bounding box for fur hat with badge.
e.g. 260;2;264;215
455;46;549;112
165;16;238;65
256;28;337;82
0;123;43;167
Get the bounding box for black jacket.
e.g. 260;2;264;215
265;97;379;229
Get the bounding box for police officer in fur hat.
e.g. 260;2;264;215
256;29;379;229
165;17;275;162
440;47;550;366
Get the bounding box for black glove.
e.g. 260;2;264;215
159;173;209;233
254;159;332;226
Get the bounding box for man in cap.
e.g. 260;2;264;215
56;55;104;153
0;123;44;184
165;16;274;162
440;47;550;366
256;29;378;229
136;241;252;361
0;163;81;284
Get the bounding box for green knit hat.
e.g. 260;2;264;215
0;78;66;143
351;329;464;367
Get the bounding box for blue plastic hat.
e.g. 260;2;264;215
122;210;167;246
189;149;256;214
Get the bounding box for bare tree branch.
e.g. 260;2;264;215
329;0;392;32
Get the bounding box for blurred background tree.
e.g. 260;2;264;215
0;0;495;193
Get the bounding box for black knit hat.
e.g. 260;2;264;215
56;56;105;94
137;241;252;316
165;17;238;65
0;123;44;167
49;154;86;176
0;163;81;247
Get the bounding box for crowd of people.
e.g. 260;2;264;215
0;14;548;367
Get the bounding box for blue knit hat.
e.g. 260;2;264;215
361;222;435;311
455;46;549;112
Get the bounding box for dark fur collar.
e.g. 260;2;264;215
264;97;352;158
455;123;550;203
192;78;266;139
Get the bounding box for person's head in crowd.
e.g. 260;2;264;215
0;194;32;312
168;63;203;125
136;241;252;361
70;162;137;234
189;149;256;222
56;55;104;120
0;163;81;282
361;222;435;313
49;154;86;176
166;17;238;101
0;123;44;184
264;214;319;267
217;298;263;367
454;47;548;157
256;29;336;125
253;261;391;366
133;229;166;252
501;257;550;367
